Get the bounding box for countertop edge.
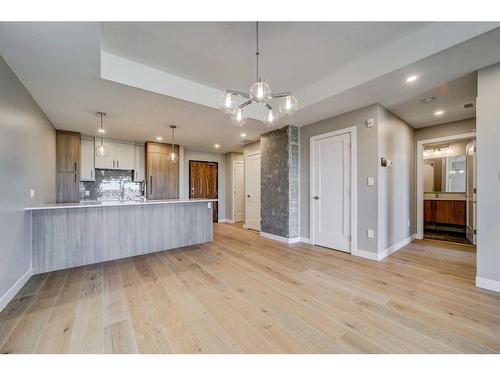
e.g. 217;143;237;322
25;198;218;211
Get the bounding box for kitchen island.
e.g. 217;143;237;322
25;198;216;273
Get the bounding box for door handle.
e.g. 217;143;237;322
247;194;250;198
313;196;320;200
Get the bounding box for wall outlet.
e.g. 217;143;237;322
30;188;35;199
85;190;90;197
367;177;375;186
367;229;375;239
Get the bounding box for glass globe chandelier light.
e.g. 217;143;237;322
95;112;109;158
169;125;179;163
219;22;298;127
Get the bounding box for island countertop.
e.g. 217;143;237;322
25;198;218;211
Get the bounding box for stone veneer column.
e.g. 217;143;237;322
260;125;299;239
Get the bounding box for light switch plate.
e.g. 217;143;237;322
367;177;375;186
85;190;90;196
367;229;375;239
30;188;35;199
366;118;374;128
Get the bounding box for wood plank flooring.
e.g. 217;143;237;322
1;223;499;353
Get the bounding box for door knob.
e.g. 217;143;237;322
247;194;251;198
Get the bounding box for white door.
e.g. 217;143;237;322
80;138;95;181
94;140;115;169
312;132;351;252
466;140;477;245
115;143;135;170
233;161;245;222
245;153;261;231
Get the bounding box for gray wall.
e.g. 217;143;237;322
476;63;500;286
300;104;379;253
0;56;56;304
224;152;243;220
260;126;299;238
415;118;476;142
377;106;415;251
181;149;226;221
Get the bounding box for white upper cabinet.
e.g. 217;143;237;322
134;145;145;182
94;140;116;169
80;138;95;181
115;143;135;170
93;139;136;170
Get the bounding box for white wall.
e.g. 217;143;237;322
377;106;415;253
476;63;500;291
0;56;56;310
181;149;227;221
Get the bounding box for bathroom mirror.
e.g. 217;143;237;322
424;155;466;193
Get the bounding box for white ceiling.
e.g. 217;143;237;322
0;22;499;153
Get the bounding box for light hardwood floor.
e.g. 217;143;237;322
1;223;499;354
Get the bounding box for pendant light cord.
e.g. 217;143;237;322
171;127;175;149
100;113;104;146
256;21;260;81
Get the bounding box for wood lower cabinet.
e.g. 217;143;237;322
56;130;80;203
145;142;179;199
57;172;79;203
424;200;466;226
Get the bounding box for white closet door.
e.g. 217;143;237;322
312;132;351;252
233;161;245;222
245;153;261;231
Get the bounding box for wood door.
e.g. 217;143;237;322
57;172;79;203
56;131;80;173
424;200;436;223
189;161;218;222
312;132;351;252
245;153;261;231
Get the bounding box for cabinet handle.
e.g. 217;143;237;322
91;170;93;179
150;176;153;195
74;162;77;172
74;174;77;183
117;160;119;168
113;160;115;168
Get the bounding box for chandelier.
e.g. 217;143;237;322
218;22;298;127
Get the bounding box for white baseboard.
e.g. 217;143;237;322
0;267;33;312
378;234;416;261
260;231;301;244
476;276;500;293
218;219;234;224
354;249;380;261
299;237;312;244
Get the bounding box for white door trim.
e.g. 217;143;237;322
232;159;244;223
310;126;357;255
416;132;476;239
245;151;261;231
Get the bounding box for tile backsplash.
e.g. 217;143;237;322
80;169;144;201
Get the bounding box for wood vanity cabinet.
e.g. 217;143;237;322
56;130;80;203
424;200;466;226
145;142;179;199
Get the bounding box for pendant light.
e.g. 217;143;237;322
95;112;109;158
219;22;298;127
169;125;179;163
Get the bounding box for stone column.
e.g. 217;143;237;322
260;125;299;239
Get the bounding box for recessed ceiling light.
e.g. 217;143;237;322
98;128;106;134
434;110;445;116
405;75;418;83
214;144;220;149
156;136;163;141
240;133;247;138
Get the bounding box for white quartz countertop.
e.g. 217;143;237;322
25;198;218;211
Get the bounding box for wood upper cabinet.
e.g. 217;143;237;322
57;131;80;173
145;142;179;199
56;130;80;203
424;200;466;226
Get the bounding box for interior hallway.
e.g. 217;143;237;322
0;223;499;354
